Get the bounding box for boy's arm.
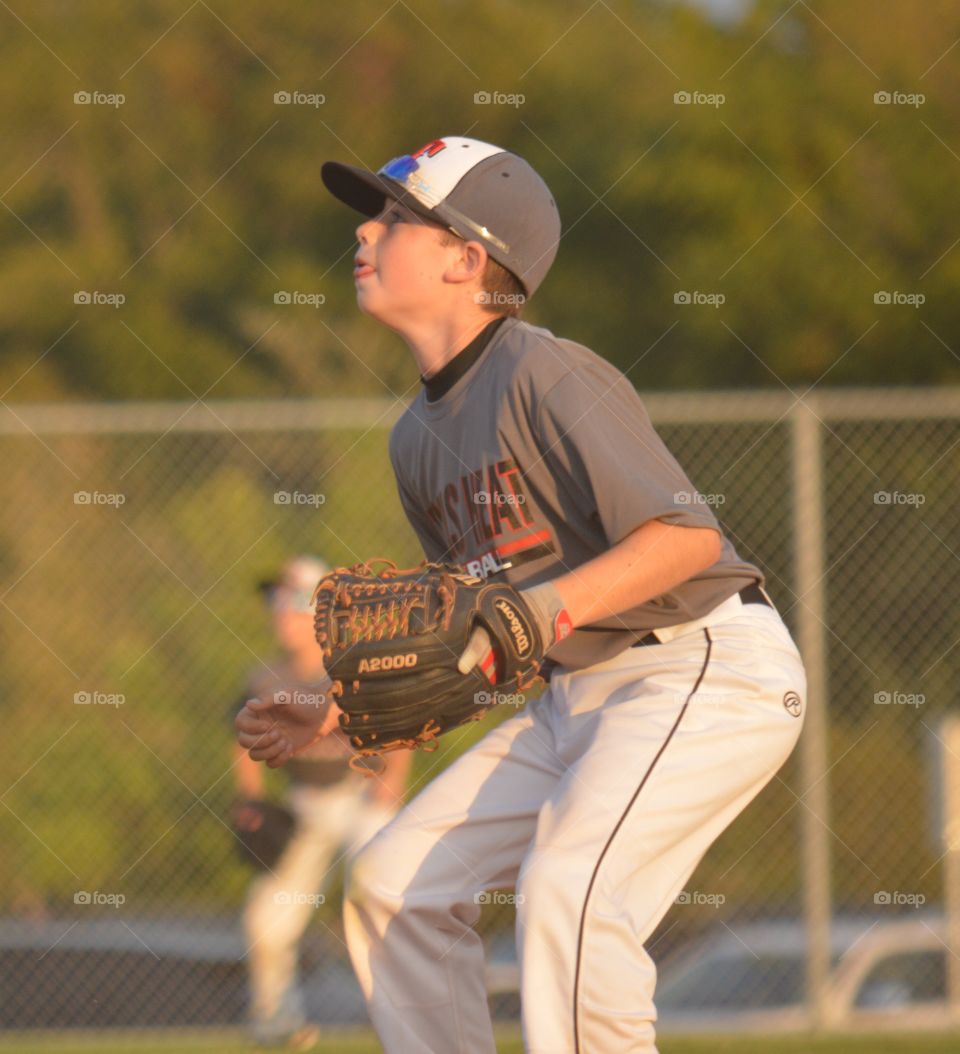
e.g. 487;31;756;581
461;354;727;665
459;518;721;674
233;741;267;798
550;518;721;630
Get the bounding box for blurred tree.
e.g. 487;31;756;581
0;0;957;401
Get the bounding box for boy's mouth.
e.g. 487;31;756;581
354;256;375;280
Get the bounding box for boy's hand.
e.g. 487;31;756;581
457;580;571;680
457;625;499;680
235;696;342;768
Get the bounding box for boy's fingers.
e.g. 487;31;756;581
237;728;279;750
235;711;273;735
236;704;273;729
266;746;292;769
457;625;497;682
236;698;295;765
249;737;288;763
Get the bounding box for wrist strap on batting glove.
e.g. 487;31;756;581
457;579;572;684
519;580;574;651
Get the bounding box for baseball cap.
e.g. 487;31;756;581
321;136;561;297
258;556;330;612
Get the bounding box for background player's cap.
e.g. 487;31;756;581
321;136;561;297
258;555;329;612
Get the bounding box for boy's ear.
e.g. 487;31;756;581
443;238;488;285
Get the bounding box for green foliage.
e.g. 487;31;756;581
1;424;425;912
2;0;955;949
1;1;958;400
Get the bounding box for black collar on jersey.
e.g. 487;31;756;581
422;317;506;403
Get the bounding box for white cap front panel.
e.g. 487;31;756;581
378;137;505;209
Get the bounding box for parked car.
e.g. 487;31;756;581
483;914;955;1033
654;914;952;1033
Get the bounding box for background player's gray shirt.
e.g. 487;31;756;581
390;317;763;669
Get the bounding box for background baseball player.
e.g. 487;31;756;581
231;556;410;1048
237;139;808;1053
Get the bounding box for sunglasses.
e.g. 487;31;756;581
379;154;511;255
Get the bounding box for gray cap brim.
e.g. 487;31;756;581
321;161;444;226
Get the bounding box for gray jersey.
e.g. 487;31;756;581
390;317;762;669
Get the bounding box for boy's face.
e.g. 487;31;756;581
271;604;320;656
354;200;469;326
268;586;322;658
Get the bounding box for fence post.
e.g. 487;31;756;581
939;717;960;1018
791;397;832;1028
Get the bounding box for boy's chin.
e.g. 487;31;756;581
355;293;389;325
355;291;408;331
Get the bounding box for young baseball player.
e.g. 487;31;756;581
237;138;807;1053
232;556;409;1048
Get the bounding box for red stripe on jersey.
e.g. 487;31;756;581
494;530;552;559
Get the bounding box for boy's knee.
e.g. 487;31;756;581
516;846;591;929
344;828;406;909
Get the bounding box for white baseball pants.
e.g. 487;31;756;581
244;779;397;1042
344;599;806;1053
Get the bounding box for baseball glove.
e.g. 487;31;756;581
312;560;546;767
231;798;296;870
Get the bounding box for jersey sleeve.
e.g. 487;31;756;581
532;358;722;545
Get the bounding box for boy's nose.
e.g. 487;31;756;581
356;218;376;243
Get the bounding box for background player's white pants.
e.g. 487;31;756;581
243;781;396;1042
344;601;806;1053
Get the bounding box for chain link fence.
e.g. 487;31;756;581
1;388;957;1034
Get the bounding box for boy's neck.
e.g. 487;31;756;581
399;312;501;379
